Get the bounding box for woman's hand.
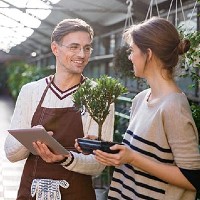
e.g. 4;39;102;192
74;135;97;153
94;144;134;167
33;141;70;163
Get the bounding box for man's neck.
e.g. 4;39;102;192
54;73;82;91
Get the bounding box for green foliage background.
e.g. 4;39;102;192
5;61;54;99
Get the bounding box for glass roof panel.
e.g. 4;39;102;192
0;0;60;53
4;0;29;7
26;9;51;20
0;1;8;7
0;13;20;27
0;8;41;28
49;0;60;4
25;0;52;8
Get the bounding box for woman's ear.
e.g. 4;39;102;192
146;48;152;61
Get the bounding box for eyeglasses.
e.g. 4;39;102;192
60;43;93;54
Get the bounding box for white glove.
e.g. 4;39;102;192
31;178;69;200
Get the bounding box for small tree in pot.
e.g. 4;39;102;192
73;75;128;154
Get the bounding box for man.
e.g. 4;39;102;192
4;18;114;200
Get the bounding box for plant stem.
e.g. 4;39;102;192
98;123;103;141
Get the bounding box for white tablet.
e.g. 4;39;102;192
8;127;70;156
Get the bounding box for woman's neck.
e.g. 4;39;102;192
147;75;181;102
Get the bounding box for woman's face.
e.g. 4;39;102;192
128;43;147;78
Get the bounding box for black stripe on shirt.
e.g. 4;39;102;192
126;130;172;153
123;138;174;164
108;195;120;200
114;167;165;194
125;164;167;184
108;186;133;200
110;178;160;200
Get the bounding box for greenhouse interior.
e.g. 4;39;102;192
0;0;199;200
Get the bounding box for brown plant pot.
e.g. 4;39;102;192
77;138;121;154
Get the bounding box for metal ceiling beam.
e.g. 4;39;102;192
159;0;199;17
11;41;48;56
58;9;105;35
0;7;126;13
26;37;50;49
0;5;126;13
12;44;35;55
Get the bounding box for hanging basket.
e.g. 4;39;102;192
113;45;134;78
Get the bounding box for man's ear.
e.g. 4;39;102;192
146;48;152;61
51;41;58;56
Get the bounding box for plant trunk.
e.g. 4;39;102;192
98;123;103;140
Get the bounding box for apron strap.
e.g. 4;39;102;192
38;75;55;108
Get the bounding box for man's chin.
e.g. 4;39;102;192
72;68;85;75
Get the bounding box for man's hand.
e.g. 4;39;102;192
31;126;70;163
32;141;70;163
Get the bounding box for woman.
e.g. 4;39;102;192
94;17;200;200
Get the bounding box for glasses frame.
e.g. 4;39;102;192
60;43;93;55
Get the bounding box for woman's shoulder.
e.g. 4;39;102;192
161;93;192;116
162;92;189;107
134;88;150;101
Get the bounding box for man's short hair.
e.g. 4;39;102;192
51;18;94;43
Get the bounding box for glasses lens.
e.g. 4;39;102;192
62;44;93;54
69;44;79;52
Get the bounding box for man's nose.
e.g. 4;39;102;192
77;47;85;57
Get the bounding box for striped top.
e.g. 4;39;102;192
4;76;115;176
108;89;200;200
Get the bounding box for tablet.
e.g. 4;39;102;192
8;127;70;156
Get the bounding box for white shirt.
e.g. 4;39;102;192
4;76;115;176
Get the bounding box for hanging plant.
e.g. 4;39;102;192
113;45;134;78
178;23;200;145
179;29;200;83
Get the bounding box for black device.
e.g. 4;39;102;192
77;138;122;154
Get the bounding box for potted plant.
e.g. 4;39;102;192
73;75;128;154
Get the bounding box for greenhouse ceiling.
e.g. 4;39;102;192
0;0;197;63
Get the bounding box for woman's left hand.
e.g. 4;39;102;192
94;144;134;167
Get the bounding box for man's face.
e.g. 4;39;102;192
51;31;92;75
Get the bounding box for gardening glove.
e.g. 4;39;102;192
31;178;69;200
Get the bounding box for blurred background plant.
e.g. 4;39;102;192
113;45;133;78
5;61;54;99
180;28;200;142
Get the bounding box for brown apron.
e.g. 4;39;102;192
17;76;96;200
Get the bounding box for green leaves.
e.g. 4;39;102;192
179;28;200;83
6;61;54;99
73;75;128;140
